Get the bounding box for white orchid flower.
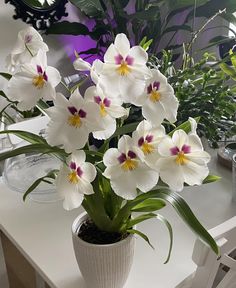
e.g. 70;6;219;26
73;57;91;71
156;119;210;191
46;90;102;153
98;33;151;103
84;85;128;140
134;69;179;126
56;151;96;210
132;120;166;169
103;135;159;200
7;51;61;111
6;26;48;72
73;56;103;85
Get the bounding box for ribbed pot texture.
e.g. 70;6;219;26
72;212;135;288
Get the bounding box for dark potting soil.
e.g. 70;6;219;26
78;219;128;245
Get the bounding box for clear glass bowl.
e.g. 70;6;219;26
3;153;62;203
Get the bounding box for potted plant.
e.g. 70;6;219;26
0;27;220;288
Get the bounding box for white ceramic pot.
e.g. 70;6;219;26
72;212;135;288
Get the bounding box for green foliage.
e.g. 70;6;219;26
46;0;236;59
0;119;221;262
149;51;236;148
23;169;58;201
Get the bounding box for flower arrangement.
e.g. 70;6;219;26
0;27;220;261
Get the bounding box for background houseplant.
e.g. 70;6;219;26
0;26;220;287
148;50;236;148
45;0;236;60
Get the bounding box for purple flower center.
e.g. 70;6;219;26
145;135;153;143
114;54;134;66
25;34;33;44
118;153;127;164
170;144;191;155
147;81;160;94
94;96;111;108
138;137;144;147
77;166;83;177
117;150;137;164
94;96;102;104
69;161;83;177
103;97;111;107
36;65;48;81
67;106;86;118
138;135;153;147
70;161;76;170
79;109;87;118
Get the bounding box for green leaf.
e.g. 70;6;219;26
128;6;160;21
0;144;67;162
112;122;139;138
203;174;221;184
46;21;90;35
230;50;236;69
23;169;58;201
0;130;47;144
127;229;154;249
155;214;173;264
146;189;219;255
139;36;147;47
37;99;49;110
131;199;166;212
167;0;209;11
127;213;157;228
162;24;192;35
143;39;153;51
168;117;200;136
69;0;104;17
220;63;236;79
0;72;12;80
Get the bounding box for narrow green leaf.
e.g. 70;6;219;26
0;72;12;80
139;36;147;47
147;189;219;255
203;174;221;184
23;169;58;201
0;130;47;144
131;199;166;212
0;144;67;162
230;50;236;69
168;117;200;136
163;24;192;35
69;0;104;17
143;39;153;51
155;214;173;264
37;99;49;109
127;229;154;249
220;63;236;78
127;213;157;228
112;122;139;138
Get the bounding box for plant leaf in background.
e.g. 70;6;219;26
69;0;104;17
23;169;58;201
46;21;90;35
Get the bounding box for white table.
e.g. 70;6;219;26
0;148;235;288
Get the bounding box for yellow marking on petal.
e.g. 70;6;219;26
141;142;155;155
32;75;45;89
175;151;188;165
68;115;82;128
68;171;79;184
100;103;107;117
150;90;161;102
121;158;138;171
117;60;131;76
